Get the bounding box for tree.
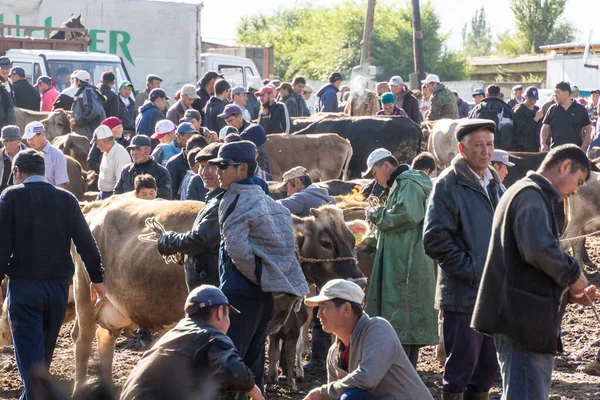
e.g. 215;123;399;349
461;7;493;56
236;1;468;82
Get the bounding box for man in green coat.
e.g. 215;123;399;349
423;74;459;121
359;148;438;368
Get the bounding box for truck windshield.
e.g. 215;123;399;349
46;60;129;90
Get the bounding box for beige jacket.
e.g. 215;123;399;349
344;90;380;116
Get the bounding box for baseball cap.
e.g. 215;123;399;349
149;88;170;101
591;89;600;95
525;86;539;100
329;72;342;83
512;84;523;91
208;141;257;164
472;88;485;97
362;148;393;178
9;67;25;77
282;166;309;183
126;135;152;149
305;279;365;307
491;149;515;167
421;74;440;84
119;80;133;89
181;84;200;99
247;76;262;91
13;149;45;169
381;92;395;105
572;85;580;92
1;125;21;141
36;75;52;85
231;86;246;96
201;70;224;84
0;57;11;68
147;74;162;82
185;285;240;315
101;117;123;131
303;85;313;93
180;109;202;124
23;121;46;139
72;70;91;82
195;142;222;162
176;122;198;135
388;76;405;87
218;104;243;119
455;119;496;142
256;86;274;95
151;119;176;139
94;125;113;140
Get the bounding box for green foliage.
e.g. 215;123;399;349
236;1;468;82
461;7;493;56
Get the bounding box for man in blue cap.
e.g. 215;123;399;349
208;141;309;392
166;123;208;199
472;88;485;106
114;134;173;199
0;57;16;129
120;285;265;400
136;88;171;138
512;86;544;152
9;66;40;111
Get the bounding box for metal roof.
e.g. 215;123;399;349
5;49;123;62
470;54;550;66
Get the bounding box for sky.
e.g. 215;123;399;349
201;0;600;50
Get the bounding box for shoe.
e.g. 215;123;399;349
464;392;489;400
303;325;330;373
302;358;326;372
442;392;464;400
582;360;600;376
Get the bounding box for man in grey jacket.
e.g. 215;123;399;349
303;279;433;400
277;166;335;217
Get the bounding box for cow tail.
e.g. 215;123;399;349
341;139;353;181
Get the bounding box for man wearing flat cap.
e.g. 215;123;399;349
135;74;168;115
424;119;501;399
120;285;264;400
507;84;524;108
0;125;25;192
0;148;104;400
277;166;334;218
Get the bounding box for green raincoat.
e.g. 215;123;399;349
364;169;438;346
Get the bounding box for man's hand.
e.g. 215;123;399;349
304;388;323;400
534;108;544;122
570;285;600;306
247;385;265;400
356;240;368;252
540;144;549;152
69;119;76;128
90;282;105;307
570;272;589;297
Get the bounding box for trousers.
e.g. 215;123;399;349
340;388;376;400
7;278;70;400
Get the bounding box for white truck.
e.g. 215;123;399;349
0;0;261;95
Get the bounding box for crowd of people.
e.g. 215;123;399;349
1;51;600;400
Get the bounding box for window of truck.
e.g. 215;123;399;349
218;65;243;88
244;67;255;86
46;60;128;90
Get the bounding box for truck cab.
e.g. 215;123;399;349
5;49;132;91
201;53;261;89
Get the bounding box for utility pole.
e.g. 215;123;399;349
359;0;377;78
411;0;425;84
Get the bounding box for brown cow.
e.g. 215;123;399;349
267;133;352;181
15;108;71;142
65;156;88;200
52;133;91;171
71;198;366;393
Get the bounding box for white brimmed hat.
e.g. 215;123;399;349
305;279;365;307
362;148;393;178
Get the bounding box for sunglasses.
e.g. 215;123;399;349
217;162;242;170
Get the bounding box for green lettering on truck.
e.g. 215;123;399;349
109;31;135;66
89;30;106;53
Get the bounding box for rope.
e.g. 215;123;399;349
585;292;600;326
138;217;182;265
559;217;600;243
295;247;358;265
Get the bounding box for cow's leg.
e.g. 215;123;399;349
266;336;281;392
296;334;305;382
285;333;299;392
72;311;97;394
96;326;120;388
301;285;316;359
573;238;595;268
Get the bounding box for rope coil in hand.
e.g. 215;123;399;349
138;217;182;265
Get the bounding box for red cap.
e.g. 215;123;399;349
255;86;274;95
101;117;122;131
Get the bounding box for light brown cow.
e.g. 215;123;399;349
427;118;460;169
267;133;353;181
71;197;365;393
65;155;88;200
52;133;91;171
15;108;71;142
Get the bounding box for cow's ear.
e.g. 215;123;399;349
309;208;320;218
346;219;369;237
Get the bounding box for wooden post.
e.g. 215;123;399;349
360;0;377;77
412;0;425;81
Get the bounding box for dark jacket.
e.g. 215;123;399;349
204;96;228;132
158;188;224;291
457;98;471;119
166;101;188;126
395;91;423;124
12;79;41;111
191;86;211;124
258;101;290;134
185;174;208;201
72;82;107;140
469;97;515;150
118;95;136;131
239;121;270;172
316;83;339;113
98;84;119;118
166;150;189;200
120;318;255;400
423;156;501;313
0;145;24;192
282;95;299;117
512;103;542;152
0;179;103;283
246;91;261;121
472;173;580;354
114;158;172;200
0;83;16;128
136;101;165;137
293;92;311;117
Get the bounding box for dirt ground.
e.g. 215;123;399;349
3;239;600;399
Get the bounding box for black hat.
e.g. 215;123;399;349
591;89;600;95
329;72;342;83
195;142;222;162
208;141;256;165
185;285;240;315
0;57;10;68
201;70;224;85
149;88;170;101
525;86;539;100
126;135;152;149
146;74;163;82
13;149;44;168
455;119;496;142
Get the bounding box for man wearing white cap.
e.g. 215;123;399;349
96;125;131;199
167;84;200;126
490;149;515;195
150;119;178;166
23;121;69;187
70;70;107;140
422;74;458;121
388;75;422;124
358;148;437;370
303;279;433;400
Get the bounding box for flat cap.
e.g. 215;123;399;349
195;142;222;162
455;119;496;142
13;149;44;168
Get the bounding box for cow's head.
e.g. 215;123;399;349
292;205;366;290
42;109;71;142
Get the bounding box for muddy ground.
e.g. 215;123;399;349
3;239;600;399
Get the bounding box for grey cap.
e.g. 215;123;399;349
1;125;21;141
185;285;240;315
231;86;246;96
491;150;515;167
